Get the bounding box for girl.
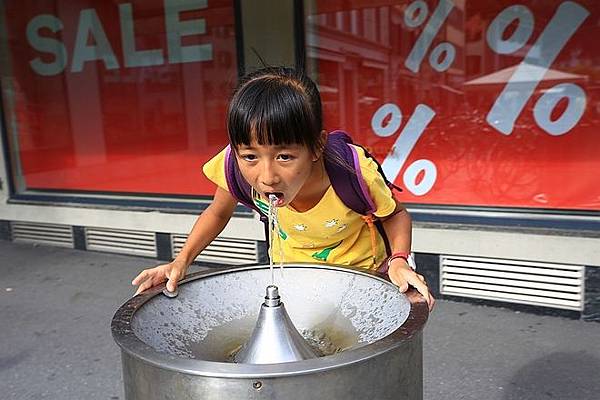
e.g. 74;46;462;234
132;67;434;310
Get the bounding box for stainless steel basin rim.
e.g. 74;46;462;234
111;263;429;379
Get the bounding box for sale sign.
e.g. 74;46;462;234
310;0;600;211
1;0;236;196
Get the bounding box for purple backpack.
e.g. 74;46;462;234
224;130;400;255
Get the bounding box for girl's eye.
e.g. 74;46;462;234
240;154;257;162
277;154;294;161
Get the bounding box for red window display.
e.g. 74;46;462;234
1;0;237;196
307;0;600;211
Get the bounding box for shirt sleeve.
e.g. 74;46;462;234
202;147;229;191
352;145;397;218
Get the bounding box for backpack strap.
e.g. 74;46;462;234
324;130;377;215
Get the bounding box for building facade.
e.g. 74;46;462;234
1;0;599;319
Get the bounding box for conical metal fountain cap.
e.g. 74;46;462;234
233;285;318;364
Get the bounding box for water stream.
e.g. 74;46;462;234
268;194;285;284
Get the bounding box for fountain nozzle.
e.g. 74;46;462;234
264;285;281;306
233;285;317;364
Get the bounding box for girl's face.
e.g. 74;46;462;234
235;140;321;207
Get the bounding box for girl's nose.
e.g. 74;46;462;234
260;162;280;186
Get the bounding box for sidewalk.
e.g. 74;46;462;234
1;240;598;400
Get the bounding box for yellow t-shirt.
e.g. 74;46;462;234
202;145;397;269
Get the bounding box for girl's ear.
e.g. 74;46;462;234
313;130;328;162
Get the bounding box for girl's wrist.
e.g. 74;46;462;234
388;257;410;271
379;253;410;275
173;254;192;270
387;251;410;267
385;252;416;272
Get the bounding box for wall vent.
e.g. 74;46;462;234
10;222;74;248
172;234;258;265
85;227;156;257
440;255;584;311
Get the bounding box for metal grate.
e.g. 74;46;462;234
440;255;584;311
172;234;258;265
10;222;74;248
85;227;156;257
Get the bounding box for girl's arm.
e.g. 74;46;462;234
132;187;238;295
381;200;435;310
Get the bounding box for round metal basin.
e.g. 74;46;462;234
112;264;429;399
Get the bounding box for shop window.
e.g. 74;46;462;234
0;0;238;197
306;0;600;211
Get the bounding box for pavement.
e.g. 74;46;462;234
0;240;599;400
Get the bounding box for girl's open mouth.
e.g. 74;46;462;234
265;192;285;206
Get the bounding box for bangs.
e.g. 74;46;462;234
227;76;321;152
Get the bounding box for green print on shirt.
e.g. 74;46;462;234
254;198;288;240
312;241;342;262
255;198;270;214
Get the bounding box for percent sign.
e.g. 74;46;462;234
404;0;456;73
485;2;590;136
371;104;436;196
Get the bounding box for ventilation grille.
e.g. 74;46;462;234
10;222;74;248
440;255;584;311
85;227;156;257
172;235;258;265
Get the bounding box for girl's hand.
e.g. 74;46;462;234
131;259;188;296
388;258;435;311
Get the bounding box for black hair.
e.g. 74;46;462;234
227;66;324;154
